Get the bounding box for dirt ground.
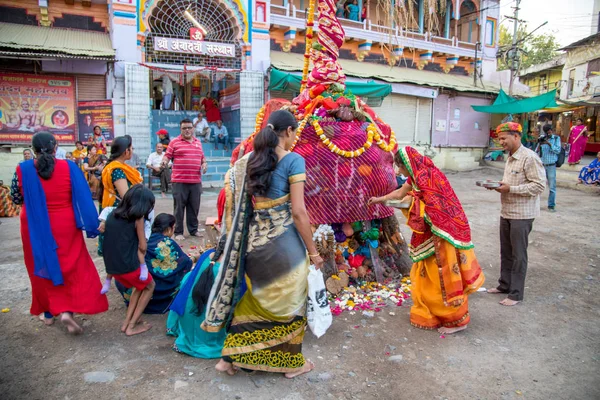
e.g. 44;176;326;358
0;169;599;400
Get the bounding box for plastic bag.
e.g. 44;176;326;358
306;265;332;338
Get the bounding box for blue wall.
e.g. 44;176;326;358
150;110;240;149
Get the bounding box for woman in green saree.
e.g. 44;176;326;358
202;110;324;378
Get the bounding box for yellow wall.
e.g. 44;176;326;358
521;69;563;96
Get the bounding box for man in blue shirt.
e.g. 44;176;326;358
537;124;561;212
213;120;229;151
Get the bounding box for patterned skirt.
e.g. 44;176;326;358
221;198;309;373
409;238;484;330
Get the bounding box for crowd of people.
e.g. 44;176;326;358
4;113;598;379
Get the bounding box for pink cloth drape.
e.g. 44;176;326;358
567;125;588;164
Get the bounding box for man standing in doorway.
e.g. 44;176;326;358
193;112;210;142
487;122;546;306
162;118;207;241
536;124;561;212
147;142;171;198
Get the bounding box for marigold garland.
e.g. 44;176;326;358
288;115;310;151
248;105;266;139
300;0;317;92
311;119;397;158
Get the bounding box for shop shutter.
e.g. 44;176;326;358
269;89;297;102
76;75;106;101
373;93;417;144
416;98;432;145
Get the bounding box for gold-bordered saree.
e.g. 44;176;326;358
202;154;310;373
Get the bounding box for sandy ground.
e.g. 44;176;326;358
0;169;599;400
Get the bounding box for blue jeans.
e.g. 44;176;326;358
544;164;556;208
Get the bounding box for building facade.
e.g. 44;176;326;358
261;0;502;169
0;0;115;182
0;0;505;184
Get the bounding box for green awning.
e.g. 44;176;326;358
269;68;392;98
472;89;559;114
0;22;115;59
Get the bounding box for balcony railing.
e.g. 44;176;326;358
270;4;480;57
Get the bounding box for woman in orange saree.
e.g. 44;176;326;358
369;146;484;334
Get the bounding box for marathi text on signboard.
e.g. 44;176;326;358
0;73;77;143
154;37;236;58
77;100;114;143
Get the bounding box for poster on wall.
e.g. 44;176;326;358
0;73;77;143
77;100;114;143
450;120;461;132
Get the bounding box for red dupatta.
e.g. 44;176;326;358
399;146;473;262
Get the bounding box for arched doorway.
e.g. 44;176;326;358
143;0;245;69
457;0;479;43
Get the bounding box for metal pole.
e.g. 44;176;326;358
474;42;478;87
508;0;521;96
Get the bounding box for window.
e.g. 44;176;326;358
540;74;547;93
568;69;576;97
587;58;600;77
485;17;496;47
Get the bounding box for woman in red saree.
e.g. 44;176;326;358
12;133;108;334
567;118;590;165
368;146;484;334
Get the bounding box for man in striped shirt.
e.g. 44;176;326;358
162;118;208;241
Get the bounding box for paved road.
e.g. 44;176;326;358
0;168;598;400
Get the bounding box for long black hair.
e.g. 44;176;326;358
191;235;227;316
108;135;132;162
246;110;297;196
151;213;176;234
113;184;155;222
31;132;56;180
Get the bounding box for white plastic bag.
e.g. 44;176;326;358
306;265;332;338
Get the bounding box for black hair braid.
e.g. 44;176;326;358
31;132;56;180
246;110;298;196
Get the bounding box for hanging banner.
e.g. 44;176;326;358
0;73;77;143
77;100;114;143
154;37;236;58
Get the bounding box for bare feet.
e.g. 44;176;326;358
486;288;505;294
500;298;521;306
125;321;152;336
175;235;185;241
438;325;467;335
60;313;83;335
39;314;54;326
121;319;144;332
161;192;166;198
215;359;238;376
285;360;315;379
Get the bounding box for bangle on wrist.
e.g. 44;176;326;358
308;253;320;257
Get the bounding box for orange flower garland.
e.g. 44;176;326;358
311;119;397;158
300;0;317;92
247;105;266;140
289;115;311;151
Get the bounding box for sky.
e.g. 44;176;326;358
499;0;599;47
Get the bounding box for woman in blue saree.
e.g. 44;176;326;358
166;239;228;358
578;152;600;185
202;110;324;378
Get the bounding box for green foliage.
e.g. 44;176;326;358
497;24;560;71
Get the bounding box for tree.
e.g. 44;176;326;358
497;24;561;71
